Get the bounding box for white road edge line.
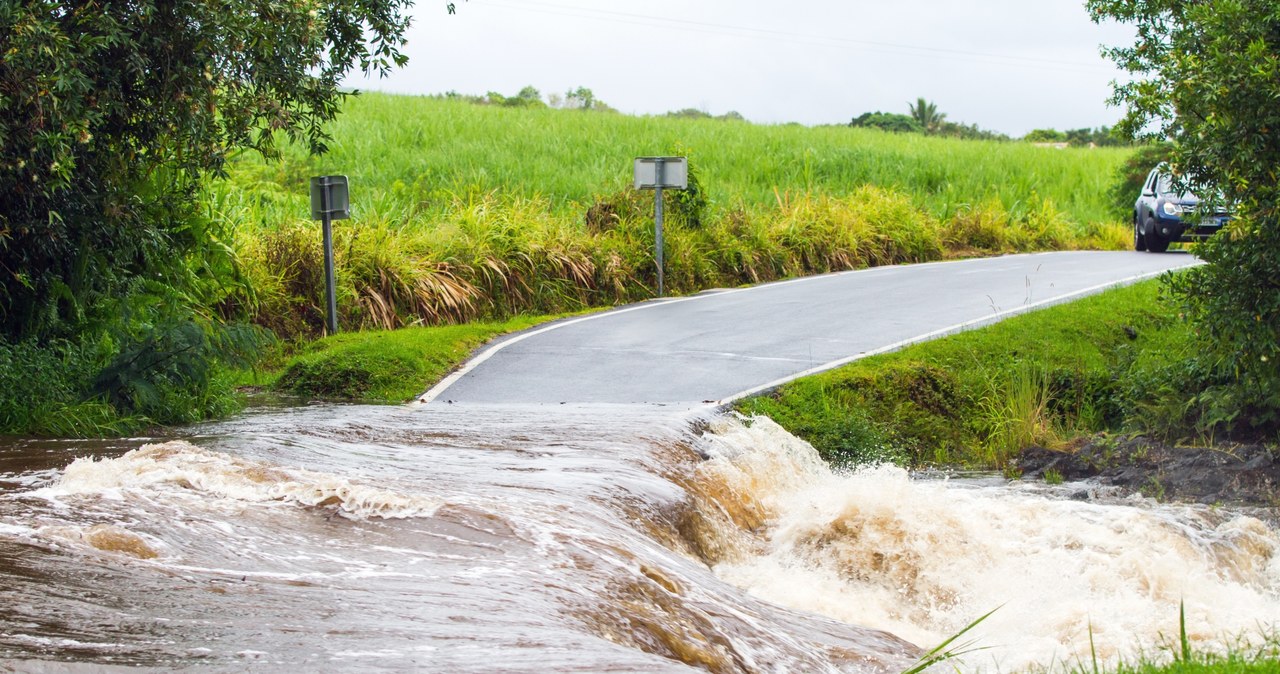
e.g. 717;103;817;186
413;252;1191;406
413;254;1007;404
711;263;1198;408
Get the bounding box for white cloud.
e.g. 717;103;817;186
354;0;1136;136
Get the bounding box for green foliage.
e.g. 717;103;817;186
666;146;710;229
564;86;610;112
1089;0;1280;441
666;108;713;120
91;319;266;424
0;0;411;341
0;338;112;435
479;86;547;108
1025;127;1126;146
666;108;747;122
849;111;923;134
1025;129;1068;143
932;119;1009;141
0;320;263;435
1067;126;1126;147
0;0;414;434
1110;143;1173;219
221;181;1121;341
510;85;545;108
901;607;998;674
909;97;948;134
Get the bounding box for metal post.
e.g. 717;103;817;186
654;159;665;298
321;179;339;335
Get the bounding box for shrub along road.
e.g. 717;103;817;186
420;251;1199;407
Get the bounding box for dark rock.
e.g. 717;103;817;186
1018;435;1280;508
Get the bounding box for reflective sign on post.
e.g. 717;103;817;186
633;157;688;190
633;157;688;298
310;175;350;335
310;176;351;220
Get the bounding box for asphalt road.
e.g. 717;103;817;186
419;251;1200;407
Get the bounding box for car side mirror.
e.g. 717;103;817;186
1142;188;1155;197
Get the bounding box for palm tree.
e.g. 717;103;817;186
908;97;947;134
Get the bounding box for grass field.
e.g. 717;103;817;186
211;93;1129;223
203;93;1135;341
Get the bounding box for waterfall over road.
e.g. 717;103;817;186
2;405;1277;671
5;252;1268;673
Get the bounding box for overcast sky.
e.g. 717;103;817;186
353;0;1137;137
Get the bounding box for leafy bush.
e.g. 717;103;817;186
91;320;265;425
0;0;411;342
1090;0;1280;441
1109;143;1172;219
849;111;923;134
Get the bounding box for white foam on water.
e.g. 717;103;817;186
0;522;36;537
35;440;442;520
698;415;1280;671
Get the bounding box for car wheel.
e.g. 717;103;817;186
1144;214;1170;253
1134;213;1147;251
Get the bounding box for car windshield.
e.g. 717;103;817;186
1156;174;1197;200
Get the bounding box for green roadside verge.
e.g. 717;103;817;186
242;313;568;404
736;279;1196;470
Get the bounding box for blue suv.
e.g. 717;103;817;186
1134;166;1229;252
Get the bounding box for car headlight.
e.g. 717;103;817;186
1162;202;1183;216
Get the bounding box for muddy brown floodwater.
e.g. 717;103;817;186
0;403;1277;672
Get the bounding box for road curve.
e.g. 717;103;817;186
419;251;1200;407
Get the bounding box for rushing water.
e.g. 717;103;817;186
0;403;1277;672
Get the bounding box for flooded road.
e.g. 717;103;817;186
0;403;1277;672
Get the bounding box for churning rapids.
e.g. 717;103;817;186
1;403;1278;672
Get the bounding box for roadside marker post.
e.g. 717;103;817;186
310;175;350;335
634;157;688;297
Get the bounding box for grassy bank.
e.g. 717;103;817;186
0;315;558;437
264;314;558;403
206;93;1133;341
737;280;1193;469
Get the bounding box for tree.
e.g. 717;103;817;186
566;86;597;111
850;111;923;134
516;85;542;103
0;0;412;340
667;108;714;120
908;97;947;134
1088;0;1280;436
1024;128;1067;143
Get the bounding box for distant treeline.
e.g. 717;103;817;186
849;98;1127;146
433;86;747;121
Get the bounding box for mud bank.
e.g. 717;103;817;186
1019;435;1280;508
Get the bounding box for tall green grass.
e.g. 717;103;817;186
218;93;1129;223
205;93;1134;340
